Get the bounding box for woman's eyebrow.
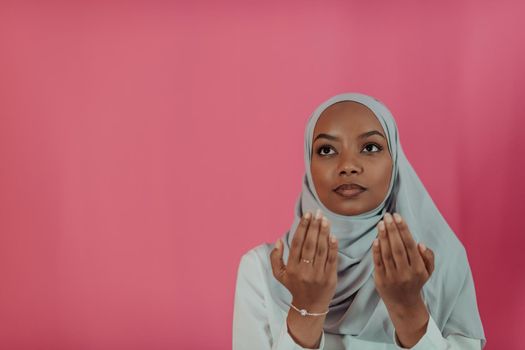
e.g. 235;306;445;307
314;133;340;142
313;130;385;142
359;130;386;139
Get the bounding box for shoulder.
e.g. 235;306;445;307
236;242;275;276
234;242;277;304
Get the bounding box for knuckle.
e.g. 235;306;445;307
299;274;312;284
399;274;411;284
414;267;425;276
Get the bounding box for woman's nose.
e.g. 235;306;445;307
338;154;363;175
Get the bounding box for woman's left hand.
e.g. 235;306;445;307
372;212;435;347
372;212;434;309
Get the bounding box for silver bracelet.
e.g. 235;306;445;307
290;303;329;317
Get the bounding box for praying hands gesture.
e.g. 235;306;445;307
372;212;435;348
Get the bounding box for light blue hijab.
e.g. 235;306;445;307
267;93;486;347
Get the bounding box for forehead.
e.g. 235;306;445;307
313;101;383;135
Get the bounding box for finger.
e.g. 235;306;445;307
300;208;323;263
289;212;312;265
384;213;409;270
313;216;329;270
392;213;424;269
372;238;385;274
378;220;395;274
325;233;338;274
270;239;287;284
419;244;435;276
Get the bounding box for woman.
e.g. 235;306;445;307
232;93;486;349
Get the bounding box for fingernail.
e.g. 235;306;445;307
373;238;379;247
275;239;282;250
393;213;402;223
330;233;337;243
384;213;393;223
378;221;385;230
419;243;427;251
321;216;328;227
315;209;322;220
304;212;311;220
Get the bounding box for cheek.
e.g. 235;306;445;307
373;160;393;190
311;162;332;190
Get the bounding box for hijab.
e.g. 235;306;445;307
266;93;486;347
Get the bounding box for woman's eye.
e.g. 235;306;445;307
318;145;336;156
362;143;382;153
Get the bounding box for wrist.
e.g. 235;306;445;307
388;298;429;348
388;295;426;320
286;308;325;349
394;317;429;348
291;298;329;314
290;303;329;317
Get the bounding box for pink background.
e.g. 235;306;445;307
1;1;524;349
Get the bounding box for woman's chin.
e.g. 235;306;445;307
326;203;366;216
322;193;368;216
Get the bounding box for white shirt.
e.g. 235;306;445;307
233;243;482;350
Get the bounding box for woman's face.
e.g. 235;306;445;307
310;101;393;216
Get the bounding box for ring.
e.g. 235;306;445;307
301;259;311;264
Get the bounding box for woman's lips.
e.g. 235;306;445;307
333;185;366;198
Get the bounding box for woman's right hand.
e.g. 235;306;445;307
270;209;339;313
